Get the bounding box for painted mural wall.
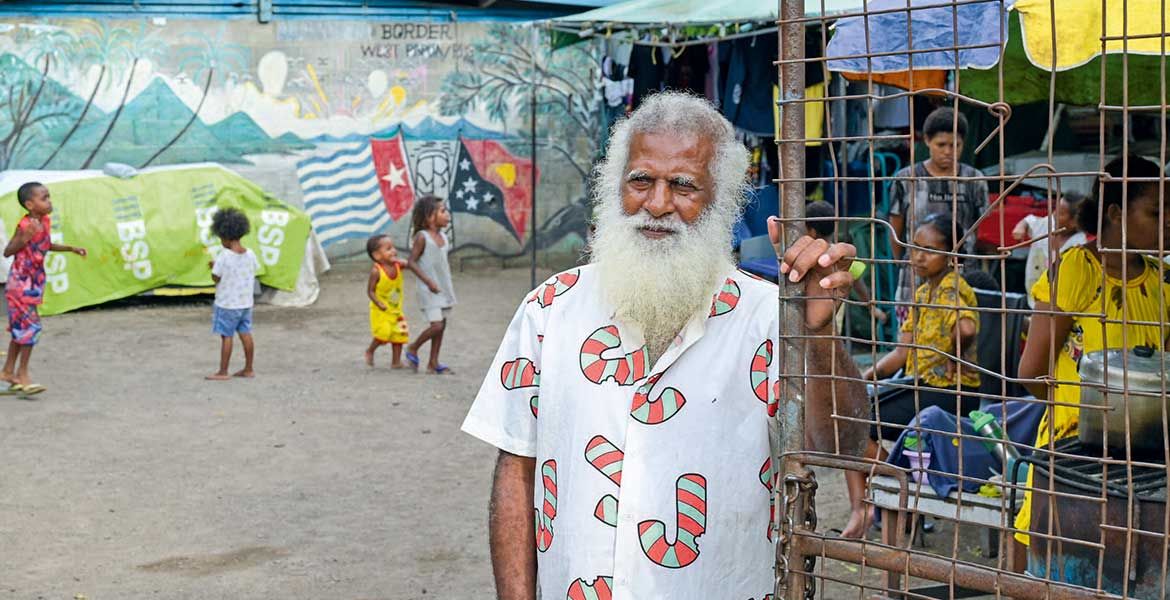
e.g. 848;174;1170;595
0;17;599;264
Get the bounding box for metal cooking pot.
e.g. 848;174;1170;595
1078;346;1170;455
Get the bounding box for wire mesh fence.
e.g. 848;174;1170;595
772;1;1170;598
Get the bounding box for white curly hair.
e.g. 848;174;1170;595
588;92;751;361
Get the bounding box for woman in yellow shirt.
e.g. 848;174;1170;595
1014;155;1170;552
843;213;981;537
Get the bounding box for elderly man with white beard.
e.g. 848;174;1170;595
461;92;868;600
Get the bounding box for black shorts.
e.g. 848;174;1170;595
870;382;981;442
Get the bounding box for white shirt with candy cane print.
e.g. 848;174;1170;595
462;264;781;600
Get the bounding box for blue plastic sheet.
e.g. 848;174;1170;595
886;399;1045;498
826;0;1012;74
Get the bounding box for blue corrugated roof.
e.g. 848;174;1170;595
0;0;611;21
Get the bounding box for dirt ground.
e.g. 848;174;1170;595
1;261;991;600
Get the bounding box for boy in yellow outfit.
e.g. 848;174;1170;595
364;234;438;368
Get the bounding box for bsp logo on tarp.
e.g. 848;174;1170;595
113;194;152;281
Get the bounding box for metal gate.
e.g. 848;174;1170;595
773;0;1170;598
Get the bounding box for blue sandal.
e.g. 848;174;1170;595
404;351;420;371
430;364;452;375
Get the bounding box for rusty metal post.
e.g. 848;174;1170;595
774;0;809;599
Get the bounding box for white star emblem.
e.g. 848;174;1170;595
482;192;494;205
462;178;479;194
382;163;407;189
456;189;465;199
459;158;471;171
465;196;479;211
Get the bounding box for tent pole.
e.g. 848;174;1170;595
530;24;539;290
775;0;809;598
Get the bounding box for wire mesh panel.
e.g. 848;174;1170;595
773;1;1170;599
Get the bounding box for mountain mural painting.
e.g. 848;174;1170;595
0;18;598;264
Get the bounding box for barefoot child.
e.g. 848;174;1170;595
364;234;439;368
1;182;87;394
404;196;457;374
206;208;259;381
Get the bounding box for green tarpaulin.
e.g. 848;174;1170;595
961;13;1169;106
0;165;311;315
550;0;862;24
545;0;864;49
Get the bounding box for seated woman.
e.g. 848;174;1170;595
840;213;981;537
1013;155;1170;560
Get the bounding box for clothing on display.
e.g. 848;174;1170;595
720;33;778;136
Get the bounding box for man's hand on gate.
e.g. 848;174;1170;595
768;217;858;331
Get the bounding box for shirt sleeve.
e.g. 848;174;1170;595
965;176;989;254
211;254;224;278
930;274;978;331
899;290;918;333
461;298;544;457
1033;249;1093;312
887;170;909;217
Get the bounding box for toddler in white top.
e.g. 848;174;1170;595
207;207;259;380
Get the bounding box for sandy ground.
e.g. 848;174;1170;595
1;261;994;600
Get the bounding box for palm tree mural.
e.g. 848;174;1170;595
440;24;599;185
140;31;247;168
80;22;165;169
0;28;78;170
40;21;130;169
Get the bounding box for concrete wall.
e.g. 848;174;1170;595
0;17;598;266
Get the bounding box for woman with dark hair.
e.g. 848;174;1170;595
1014;155;1170;549
840;212;981;537
888;107;989;322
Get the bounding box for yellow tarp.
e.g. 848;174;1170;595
1016;0;1170;71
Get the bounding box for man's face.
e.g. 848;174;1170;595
620;131;716;239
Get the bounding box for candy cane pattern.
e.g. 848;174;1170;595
566;576;613;600
528;270;580;308
585;435;624;485
630;372;687;425
586;435;623;527
750;340;773;405
709;278;742;317
594;494;619;527
760;457;778;542
638;473;707;569
535;459;557;552
579;325;647;386
502;357;540;390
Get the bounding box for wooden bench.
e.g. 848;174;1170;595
869;474;1020;599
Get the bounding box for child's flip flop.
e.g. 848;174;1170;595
430;364;453;375
0;383;22;395
404;352;420;371
20;384;45;395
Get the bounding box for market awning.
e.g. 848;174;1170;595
549;0;863;25
825;0;1170;105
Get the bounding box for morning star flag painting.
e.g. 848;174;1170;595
370;132;415;222
296;140;389;247
448;137;539;243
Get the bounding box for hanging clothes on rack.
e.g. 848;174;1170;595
628;45;666;109
720;33;778;136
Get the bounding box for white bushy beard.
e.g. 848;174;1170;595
590;197;736;363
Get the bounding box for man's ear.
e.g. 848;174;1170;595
1106;202;1125;227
